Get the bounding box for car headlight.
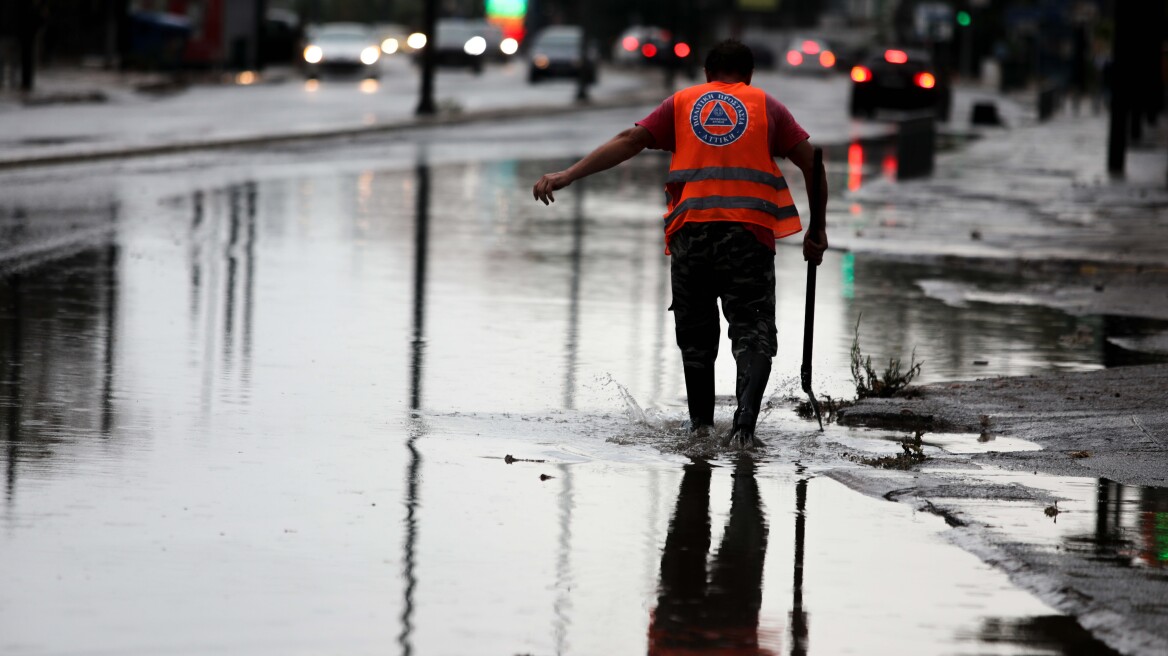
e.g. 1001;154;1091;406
464;36;487;56
361;46;380;65
407;32;427;50
304;45;323;64
381;37;399;55
500;37;519;56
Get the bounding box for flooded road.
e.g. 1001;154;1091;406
0;108;1159;654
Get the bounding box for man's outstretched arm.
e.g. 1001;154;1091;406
786;139;829;266
532;126;655;205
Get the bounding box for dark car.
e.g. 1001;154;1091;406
849;47;951;121
527;26;596;84
430;18;489;73
781;36;836;74
612;25;692;69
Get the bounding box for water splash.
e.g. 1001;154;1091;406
597;373;658;427
596;373;821;459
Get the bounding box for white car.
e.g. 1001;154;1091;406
302;23;381;79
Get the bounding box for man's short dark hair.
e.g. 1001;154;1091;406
704;40;754;78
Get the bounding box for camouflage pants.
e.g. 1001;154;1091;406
669;222;778;372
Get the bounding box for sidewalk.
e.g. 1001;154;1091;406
0;61;669;169
824;90;1168;656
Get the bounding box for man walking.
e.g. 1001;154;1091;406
533;40;827;448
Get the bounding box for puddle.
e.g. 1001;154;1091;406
924;432;1044;454
959;472;1168;571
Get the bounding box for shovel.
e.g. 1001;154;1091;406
800;147;826;431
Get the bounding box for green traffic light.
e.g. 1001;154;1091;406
957;11;971;27
487;0;527;18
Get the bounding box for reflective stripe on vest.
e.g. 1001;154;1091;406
665;167;789;190
663;82;801;252
663;195;800;228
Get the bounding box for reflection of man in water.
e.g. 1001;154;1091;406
649;457;774;654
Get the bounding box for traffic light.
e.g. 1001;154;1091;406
486;0;526;18
956;11;971;27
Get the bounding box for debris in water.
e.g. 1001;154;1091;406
1069;450;1091;459
1058;326;1094;348
1045;501;1061;519
973;360;989;365
539;474;554;481
503;454;547;464
853;431;928;469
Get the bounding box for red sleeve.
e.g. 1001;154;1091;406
635;96;676;152
766;94;809;158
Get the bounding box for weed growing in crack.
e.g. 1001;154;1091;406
795;395;854;423
850;314;923;399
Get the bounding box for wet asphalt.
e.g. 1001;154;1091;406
1;80;1165;654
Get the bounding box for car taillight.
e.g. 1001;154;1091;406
820;51;835;67
801;40;820;55
674;42;691;58
914;72;936;89
622;36;639;51
787;51;803;66
641;43;657;58
851;65;872;82
884;49;908;64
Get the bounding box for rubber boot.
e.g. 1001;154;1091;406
726;353;772;449
683;365;715;435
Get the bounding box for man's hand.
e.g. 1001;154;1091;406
533;171;572;205
803;230;828;266
531;126;653;206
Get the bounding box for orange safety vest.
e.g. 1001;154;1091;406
663;82;801;253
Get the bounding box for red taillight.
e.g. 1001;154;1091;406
914;72;936;89
674;42;691;58
801;40;820;55
787;50;803;66
622;36;638;52
884;49;908;64
847;142;863;191
641;43;657;58
851;65;872;83
820;51;835;68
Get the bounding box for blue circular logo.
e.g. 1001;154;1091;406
690;92;748;146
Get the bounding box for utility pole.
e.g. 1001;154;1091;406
575;4;590;103
415;0;438;115
1107;0;1132;175
17;0;45;93
254;0;268;71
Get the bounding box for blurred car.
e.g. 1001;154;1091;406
472;20;519;62
849;47;951;121
427;18;491;73
527;26;597;84
302;23;380;79
742;39;776;69
781;37;836;74
372;23;412;56
612;25;692;69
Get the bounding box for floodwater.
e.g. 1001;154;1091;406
0;112;1161;654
